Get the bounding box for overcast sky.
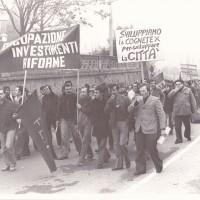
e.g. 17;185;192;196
112;0;200;68
82;0;200;73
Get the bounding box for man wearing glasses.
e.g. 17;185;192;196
168;79;197;144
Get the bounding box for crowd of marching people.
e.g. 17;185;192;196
0;77;200;175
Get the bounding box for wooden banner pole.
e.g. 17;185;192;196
22;70;27;104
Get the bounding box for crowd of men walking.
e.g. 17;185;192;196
0;77;199;175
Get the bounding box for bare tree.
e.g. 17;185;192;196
0;0;44;36
0;0;110;36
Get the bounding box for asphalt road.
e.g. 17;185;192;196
1;122;200;198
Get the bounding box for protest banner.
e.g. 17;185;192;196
180;64;198;80
0;25;80;73
153;72;165;91
18;90;57;173
115;28;163;63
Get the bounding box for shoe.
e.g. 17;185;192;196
156;166;163;173
126;161;131;169
86;156;93;161
97;164;104;169
57;156;68;160
1;165;10;171
22;152;30;156
187;137;191;141
175;140;182;144
134;171;146;176
112;167;123;171
76;162;84;166
9;166;16;172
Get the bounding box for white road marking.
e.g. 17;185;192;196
124;129;200;193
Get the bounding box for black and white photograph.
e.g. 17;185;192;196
0;0;200;199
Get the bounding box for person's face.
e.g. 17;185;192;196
94;89;102;99
64;85;72;94
44;86;51;95
5;88;10;95
111;86;118;97
0;90;5;101
14;87;20;97
133;84;137;92
40;88;45;95
150;81;156;89
80;87;87;98
175;81;183;89
128;86;132;91
139;86;149;98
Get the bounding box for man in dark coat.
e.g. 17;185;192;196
0;88;19;171
42;85;61;147
76;86;93;166
105;84;131;171
13;86;31;160
163;82;174;135
168;79;197;143
56;81;81;159
90;85;111;169
42;85;62;159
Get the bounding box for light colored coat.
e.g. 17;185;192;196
168;86;196;116
128;95;166;134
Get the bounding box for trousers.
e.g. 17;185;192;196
0;130;16;167
60;119;82;157
174;115;191;141
78;121;93;163
135;129;162;172
112;121;130;168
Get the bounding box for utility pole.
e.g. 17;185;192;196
108;0;113;56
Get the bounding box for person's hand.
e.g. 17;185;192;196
12;113;18;119
76;103;81;109
56;121;59;126
135;96;143;103
175;86;182;92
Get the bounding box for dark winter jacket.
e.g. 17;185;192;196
89;98;111;138
163;90;173;113
168;86;196;116
42;92;58;122
57;92;77;122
